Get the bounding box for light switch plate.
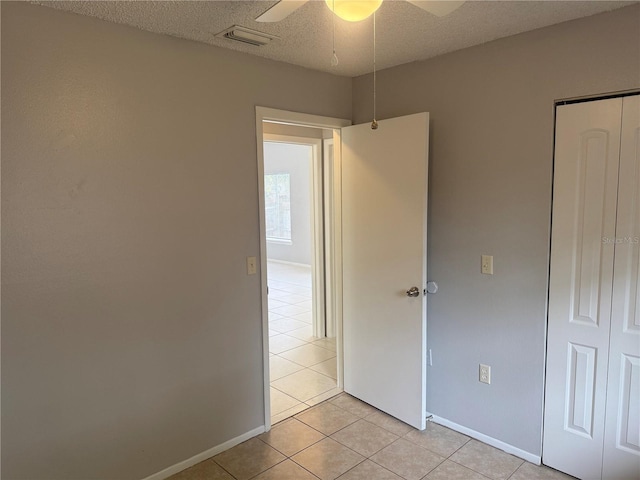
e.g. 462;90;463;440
247;256;257;275
481;255;494;275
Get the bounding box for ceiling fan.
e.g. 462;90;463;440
256;0;466;23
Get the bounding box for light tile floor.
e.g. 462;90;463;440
266;261;338;425
169;393;576;480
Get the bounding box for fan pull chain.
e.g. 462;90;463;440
331;0;339;66
371;10;378;130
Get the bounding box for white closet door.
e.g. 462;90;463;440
543;98;623;479
602;95;640;479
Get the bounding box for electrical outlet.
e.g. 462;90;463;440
479;364;491;384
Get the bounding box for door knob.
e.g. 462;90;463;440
406;286;420;297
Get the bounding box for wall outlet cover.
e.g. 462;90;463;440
480;364;491;384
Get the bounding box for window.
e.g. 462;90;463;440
265;173;292;242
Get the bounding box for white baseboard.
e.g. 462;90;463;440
428;414;541;465
266;259;311;268
141;425;266;480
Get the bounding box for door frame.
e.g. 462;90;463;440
323;137;337;339
256;107;351;431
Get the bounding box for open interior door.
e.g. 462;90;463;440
341;113;429;430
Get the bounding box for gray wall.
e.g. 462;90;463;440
264;142;313;265
352;5;640;456
0;3;350;479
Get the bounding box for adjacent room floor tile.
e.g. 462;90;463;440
297;299;314;310
292;438;365;480
312;338;337;352
270;318;310;333
270;304;311;317
267;288;291;300
212;438;285;480
268;298;288;310
267;279;289;290
404;421;469;457
268;262;337;425
279;284;313;296
449;440;523;480
286;325;318;342
267;264;312;288
364;410;414;437
309;357;337;379
253;459;320;479
270;387;302;415
292;311;313;323
272;369;338;402
336;459;403;480
268;311;286;321
305;387;342;406
331;419;399;457
270;355;305;381
260;418;326;457
167;459;234;480
509;461;576;480
330;394;378;417
278;293;310;304
370;438;444;480
296;402;360;435
280;344;336;367
268;334;307;354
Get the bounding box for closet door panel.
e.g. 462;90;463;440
603;95;640;480
543;98;623;479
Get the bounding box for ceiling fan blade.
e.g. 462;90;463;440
406;0;465;17
255;0;310;22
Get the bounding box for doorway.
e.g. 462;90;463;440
258;115;348;427
257;108;430;433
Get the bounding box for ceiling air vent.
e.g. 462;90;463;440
216;25;278;47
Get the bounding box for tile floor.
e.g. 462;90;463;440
169;393;576;480
266;261;338;425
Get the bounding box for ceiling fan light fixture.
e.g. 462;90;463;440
325;0;383;22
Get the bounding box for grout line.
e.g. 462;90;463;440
446;435;471;457
288;458;323;480
244;456;289;480
210;457;239;480
444;456;496;480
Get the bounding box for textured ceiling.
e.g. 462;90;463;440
34;0;636;77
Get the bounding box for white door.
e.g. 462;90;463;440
341;113;429;430
602;95;640;479
544;96;640;480
543;98;623;478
